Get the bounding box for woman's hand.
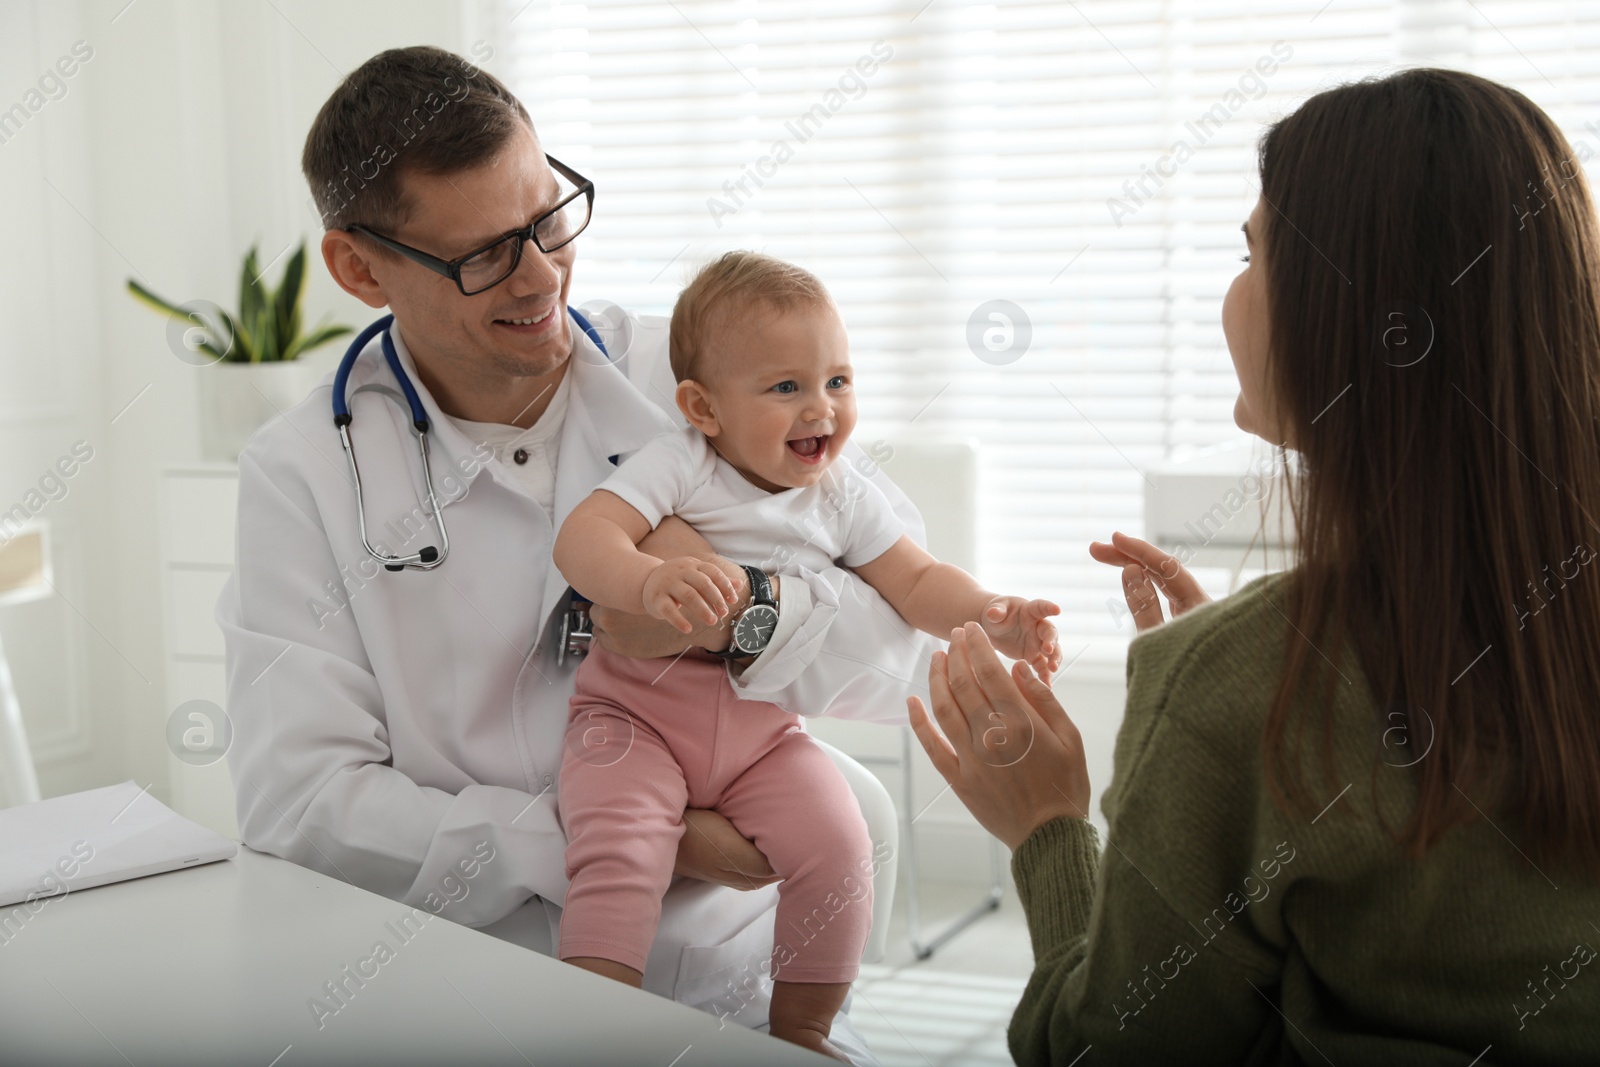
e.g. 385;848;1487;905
1088;530;1212;632
674;808;781;890
907;622;1090;850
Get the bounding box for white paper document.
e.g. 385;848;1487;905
0;779;237;908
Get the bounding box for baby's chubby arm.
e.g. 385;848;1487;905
553;489;740;635
853;535;1063;681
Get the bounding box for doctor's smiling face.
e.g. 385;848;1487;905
322;122;576;427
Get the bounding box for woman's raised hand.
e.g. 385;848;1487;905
1087;531;1212;632
907;623;1090;850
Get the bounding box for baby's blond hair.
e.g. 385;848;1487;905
669;251;833;383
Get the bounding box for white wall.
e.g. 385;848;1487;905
0;1;114;797
5;0;479;804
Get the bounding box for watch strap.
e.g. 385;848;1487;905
741;564;775;610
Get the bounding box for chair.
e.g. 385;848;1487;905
1144;439;1295;583
814;738;898;964
0;523;51;810
849;439;1006;960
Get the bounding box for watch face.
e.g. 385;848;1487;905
733;604;780;653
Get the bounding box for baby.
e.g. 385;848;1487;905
552;251;1061;1060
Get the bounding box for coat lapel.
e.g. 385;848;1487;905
533;328;677;629
371;315;675;633
383;324;492;510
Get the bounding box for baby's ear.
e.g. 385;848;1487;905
676;379;720;436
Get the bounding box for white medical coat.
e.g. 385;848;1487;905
214;301;937;1027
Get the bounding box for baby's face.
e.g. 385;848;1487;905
697;301;857;493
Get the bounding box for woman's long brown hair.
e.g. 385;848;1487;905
1257;68;1600;877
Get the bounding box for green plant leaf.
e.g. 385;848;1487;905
126;238;353;365
238;245;266;355
273;243;307;361
218;308;258;365
125;279;190;319
281;319;355;363
256;297;277;365
127;280;234;358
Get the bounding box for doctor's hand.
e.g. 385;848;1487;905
907;623;1090;851
676;808;780;890
1088;531;1211;633
589;604;711;659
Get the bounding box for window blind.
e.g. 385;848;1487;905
499;0;1600;651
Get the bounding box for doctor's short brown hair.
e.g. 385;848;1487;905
302;45;532;235
669;251;834;383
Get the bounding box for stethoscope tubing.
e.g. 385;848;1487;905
332;307;606;573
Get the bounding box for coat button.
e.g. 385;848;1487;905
513;448;529;465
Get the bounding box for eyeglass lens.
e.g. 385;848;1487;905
458;194;591;293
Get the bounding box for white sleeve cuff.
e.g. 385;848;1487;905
728;571;813;690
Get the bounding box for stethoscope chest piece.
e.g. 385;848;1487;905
557;598;594;667
333;314;450;572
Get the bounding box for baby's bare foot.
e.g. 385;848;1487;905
770;1024;851;1063
770;979;850;1061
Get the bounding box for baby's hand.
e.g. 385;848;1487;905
980;596;1062;683
642;557;739;634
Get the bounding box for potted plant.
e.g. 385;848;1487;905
128;242;353;461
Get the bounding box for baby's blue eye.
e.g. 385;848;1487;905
828;375;848;389
773;381;797;394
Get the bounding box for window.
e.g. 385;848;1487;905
500;0;1600;652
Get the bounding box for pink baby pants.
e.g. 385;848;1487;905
557;644;874;984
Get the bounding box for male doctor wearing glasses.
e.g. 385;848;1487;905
215;46;933;1064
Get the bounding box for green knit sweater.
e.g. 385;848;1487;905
1008;571;1600;1065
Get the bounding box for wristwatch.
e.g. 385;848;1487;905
717;564;780;660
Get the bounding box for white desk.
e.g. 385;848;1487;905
0;848;829;1066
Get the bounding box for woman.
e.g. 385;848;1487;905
911;68;1600;1064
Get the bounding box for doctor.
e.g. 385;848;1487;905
215;45;934;1062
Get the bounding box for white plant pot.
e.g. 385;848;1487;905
197;352;337;462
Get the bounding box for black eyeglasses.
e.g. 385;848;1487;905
346;155;595;296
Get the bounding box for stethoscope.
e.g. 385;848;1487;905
332;307;610;662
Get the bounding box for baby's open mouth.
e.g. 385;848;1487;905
787;435;828;462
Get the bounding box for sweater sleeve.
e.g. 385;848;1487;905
1007;589;1295;1066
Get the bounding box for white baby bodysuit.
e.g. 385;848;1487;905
597;426;905;576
